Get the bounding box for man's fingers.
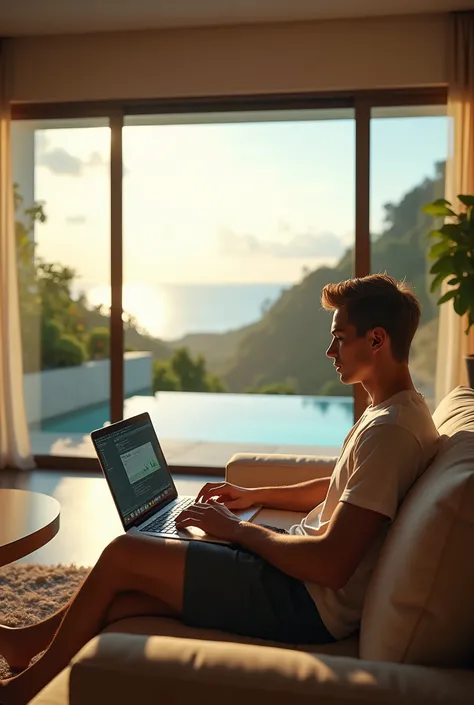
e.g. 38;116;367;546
196;483;227;503
176;506;205;523
195;483;217;502
175;516;202;529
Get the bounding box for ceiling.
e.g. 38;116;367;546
0;0;472;37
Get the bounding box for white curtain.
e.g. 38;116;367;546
0;40;34;469
435;12;474;406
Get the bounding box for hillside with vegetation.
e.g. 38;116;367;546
15;185;171;374
179;161;444;394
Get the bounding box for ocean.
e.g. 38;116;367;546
154;283;288;340
85;283;289;341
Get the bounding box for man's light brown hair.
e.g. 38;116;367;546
321;274;421;362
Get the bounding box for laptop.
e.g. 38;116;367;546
91;412;261;543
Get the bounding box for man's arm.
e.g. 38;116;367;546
197;477;331;513
254;477;331;512
232;501;388;589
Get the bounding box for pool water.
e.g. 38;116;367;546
41;392;353;447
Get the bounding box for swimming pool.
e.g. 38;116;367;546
40;392;353;447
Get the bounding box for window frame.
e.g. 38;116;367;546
11;87;447;472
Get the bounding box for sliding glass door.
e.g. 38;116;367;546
121;110;355;455
11;91;447;465
370;106;447;410
11;118;111;457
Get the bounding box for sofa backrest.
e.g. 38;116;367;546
360;386;474;668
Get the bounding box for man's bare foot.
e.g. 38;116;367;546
0;625;42;672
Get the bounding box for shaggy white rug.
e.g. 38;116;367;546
0;563;90;679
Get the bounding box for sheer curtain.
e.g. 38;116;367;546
435;12;474;406
0;40;34;469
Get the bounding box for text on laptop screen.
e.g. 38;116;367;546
94;418;174;526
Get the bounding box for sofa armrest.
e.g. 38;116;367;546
226;452;338;488
30;633;474;705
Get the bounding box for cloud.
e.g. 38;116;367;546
87;151;106;167
37;144;107;176
218;228;345;259
37;147;83;176
65;215;87;225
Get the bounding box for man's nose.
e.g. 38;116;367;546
326;343;336;358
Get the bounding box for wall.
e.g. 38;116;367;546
10;14;448;104
24;351;153;424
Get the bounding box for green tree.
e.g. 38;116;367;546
88;327;110;359
206;374;227;392
170;347;207;391
153;361;180;391
45;333;85;368
153;347;226;393
15;184;88;372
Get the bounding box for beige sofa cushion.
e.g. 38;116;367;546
30;633;474;705
226;453;338;487
433;385;474;436
360;386;474;667
103;615;360;658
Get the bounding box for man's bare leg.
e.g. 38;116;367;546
0;589;175;673
0;610;65;672
0;533;188;705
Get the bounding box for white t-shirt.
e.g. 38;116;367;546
290;390;439;640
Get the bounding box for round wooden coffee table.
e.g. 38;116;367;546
0;489;60;568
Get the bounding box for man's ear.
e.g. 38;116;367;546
371;327;386;350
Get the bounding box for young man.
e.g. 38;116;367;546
0;274;439;705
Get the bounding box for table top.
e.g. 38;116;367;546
0;489;60;568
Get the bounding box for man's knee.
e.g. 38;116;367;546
101;533;136;568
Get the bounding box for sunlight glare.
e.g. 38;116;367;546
86;283;168;338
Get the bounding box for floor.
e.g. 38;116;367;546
0;469;219;567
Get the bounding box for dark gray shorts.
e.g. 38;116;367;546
182;540;335;644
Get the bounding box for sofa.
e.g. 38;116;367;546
31;386;474;705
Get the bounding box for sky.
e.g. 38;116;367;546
12;112;447;330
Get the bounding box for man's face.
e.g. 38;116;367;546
325;308;375;385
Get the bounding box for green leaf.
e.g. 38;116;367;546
453;250;472;275
454;278;474;316
428;240;452;259
429;255;456;276
437;289;458;305
429;198;452;207
458;194;474;208
426;229;446;239
466;312;474;335
430;271;449;293
447;277;459;285
423;198;456;217
439;223;466;243
454;293;470;316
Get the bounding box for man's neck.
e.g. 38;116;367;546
362;365;416;408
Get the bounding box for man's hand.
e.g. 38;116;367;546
196;481;260;510
175;500;242;542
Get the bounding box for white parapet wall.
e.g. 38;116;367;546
24;351;153;425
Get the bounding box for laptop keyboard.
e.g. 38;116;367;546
140;496;195;535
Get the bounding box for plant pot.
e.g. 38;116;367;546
465;355;474;389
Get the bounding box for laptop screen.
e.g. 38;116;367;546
92;414;176;527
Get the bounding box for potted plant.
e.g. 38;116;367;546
423;194;474;387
